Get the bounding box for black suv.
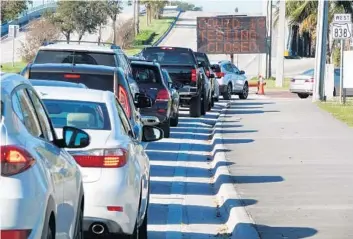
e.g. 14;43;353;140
25;41;140;98
140;46;212;118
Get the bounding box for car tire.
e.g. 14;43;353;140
297;93;309;99
239;83;249;100
201;89;208;115
160;119;170;138
170;109;179;127
138;186;150;239
222;83;232;100
74;206;84;239
214;95;219;102
189;94;201;117
210;93;215;107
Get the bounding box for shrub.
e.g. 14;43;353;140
19;18;60;62
115;18;135;49
133;30;155;45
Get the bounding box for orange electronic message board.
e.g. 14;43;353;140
197;16;267;54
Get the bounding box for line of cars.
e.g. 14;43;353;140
1;40;249;239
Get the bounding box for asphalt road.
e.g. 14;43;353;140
222;94;353;239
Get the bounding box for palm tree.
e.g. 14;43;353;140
274;0;352;62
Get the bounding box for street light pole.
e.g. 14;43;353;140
312;0;329;102
275;0;285;87
268;0;273;78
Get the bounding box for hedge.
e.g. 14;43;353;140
133;30;155;45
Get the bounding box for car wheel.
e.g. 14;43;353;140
74;207;83;239
210;93;215;107
239;83;249;99
160;119;170;138
201;91;207;116
189;94;201;117
138;185;150;239
297;93;309;99
222;83;232;100
170;109;179;127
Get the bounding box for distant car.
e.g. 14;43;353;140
21;63;152;142
290;68;353;99
35;85;163;239
1;73;90;239
131;60;175;137
195;52;219;102
140;46;212;117
29;41;140;98
30;79;88;88
211;60;248;100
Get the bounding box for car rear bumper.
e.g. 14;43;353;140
290;88;313;94
82;171;137;235
140;105;169;123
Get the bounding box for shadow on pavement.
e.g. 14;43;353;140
148;224;317;239
225;109;280;115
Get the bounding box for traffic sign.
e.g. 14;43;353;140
332;22;352;40
333;14;351;23
8;25;20;38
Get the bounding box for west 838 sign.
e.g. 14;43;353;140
332;23;352;39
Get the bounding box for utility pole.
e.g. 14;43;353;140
268;0;273;78
312;0;329;102
275;0;285;87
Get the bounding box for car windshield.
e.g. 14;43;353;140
141;48;196;65
34;50;116;67
302;69;314;76
42;99;111;130
132;65;162;84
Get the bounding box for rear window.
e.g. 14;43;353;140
211;64;221;72
34;50;116;67
302;69;314;76
43;99;111;130
131;64;162;84
195;53;210;66
141;48;196;65
29;72;114;92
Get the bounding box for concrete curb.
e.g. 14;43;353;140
209;102;260;239
153;11;182;47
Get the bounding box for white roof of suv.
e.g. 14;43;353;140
34;86;113;103
38;43;115;54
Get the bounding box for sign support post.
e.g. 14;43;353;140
331;13;352;104
8;25;20;67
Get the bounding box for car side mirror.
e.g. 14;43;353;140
239;70;245;75
142;125;164;142
135;94;152;108
62;126;90;148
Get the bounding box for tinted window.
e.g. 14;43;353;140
34;50;116;67
195;53;210;66
223;64;234;72
211;64;221;72
27;89;54;141
13;88;42;137
132;65;162;84
29;72;114;92
141;48;196;65
302;69;314;76
231;64;240;73
43;99;111;130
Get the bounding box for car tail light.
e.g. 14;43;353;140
1;145;35;176
118;85;131;119
156;89;170;101
107;206;123;212
0;229;32;239
216;72;225;78
305;78;314;83
191;69;198;82
64;74;80;79
72;148;128;168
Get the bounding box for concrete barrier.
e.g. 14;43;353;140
208;103;261;239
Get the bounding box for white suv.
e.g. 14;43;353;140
0;73;90;239
211;60;249;100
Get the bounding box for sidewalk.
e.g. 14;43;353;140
221;95;353;239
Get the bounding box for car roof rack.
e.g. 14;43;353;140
41;40;121;49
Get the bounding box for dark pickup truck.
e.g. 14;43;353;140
140;46;211;117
